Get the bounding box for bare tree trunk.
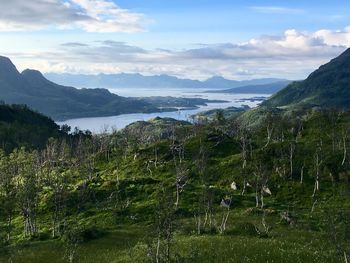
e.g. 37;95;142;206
241;178;246;196
290;143;295;178
264;125;273;148
203;206;209;228
220;209;230;233
154;147;158;168
311;199;317;213
198;215;201;235
175;186;180;209
156;237;160;263
312;150;322;197
342;135;347;166
239;131;248;196
6;215;12;242
300;165;304;184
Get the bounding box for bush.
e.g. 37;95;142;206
63;225;105;244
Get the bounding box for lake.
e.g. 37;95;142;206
57;88;270;133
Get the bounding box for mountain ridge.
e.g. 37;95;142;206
45;72;289;90
264;48;350;109
0;57;156;120
206;80;291;94
0;56;229;121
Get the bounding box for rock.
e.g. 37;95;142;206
280;211;295;225
262;186;272;195
231;181;238;190
220;198;232;208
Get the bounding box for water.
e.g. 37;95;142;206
57;88;270;133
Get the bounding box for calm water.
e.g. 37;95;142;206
57;88;270;133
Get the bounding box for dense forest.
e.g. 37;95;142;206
0;106;349;262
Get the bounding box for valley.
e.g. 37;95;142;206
0;2;350;261
0;49;349;263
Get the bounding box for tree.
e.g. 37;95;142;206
41;139;72;238
172;143;189;209
235;122;251;195
0;150;17;243
154;185;175;263
14;148;41;237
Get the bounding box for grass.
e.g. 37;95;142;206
0;227;337;263
0;209;341;263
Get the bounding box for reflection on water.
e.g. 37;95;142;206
57;88;270;133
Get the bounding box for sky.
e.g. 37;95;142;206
0;0;350;80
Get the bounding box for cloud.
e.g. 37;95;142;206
61;42;90;47
251;6;305;15
0;0;146;33
6;27;350;80
182;28;349;61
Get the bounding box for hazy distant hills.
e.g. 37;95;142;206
45;72;289;91
264;48;350;109
207;80;291;94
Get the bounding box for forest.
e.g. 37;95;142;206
0;107;349;262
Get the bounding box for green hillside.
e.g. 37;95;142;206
0;110;349;262
0;103;65;152
264;48;350;109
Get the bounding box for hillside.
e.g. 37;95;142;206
0;110;349;262
207;80;291;94
0;103;65;152
264;48;350;109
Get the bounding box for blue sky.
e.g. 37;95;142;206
0;0;349;80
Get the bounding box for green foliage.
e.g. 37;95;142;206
0;109;349;262
0;104;64;152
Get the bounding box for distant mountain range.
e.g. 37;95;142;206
206;80;291;94
0;56;227;121
45;72;289;91
264;48;350;109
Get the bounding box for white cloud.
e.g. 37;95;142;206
0;0;146;33
314;27;350;46
182;27;349;61
6;27;350;80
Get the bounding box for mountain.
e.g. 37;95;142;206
45;72;204;89
45;72;289;90
0;56;158;120
264;48;350;109
206;80;291;94
0;56;229;121
203;76;240;89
